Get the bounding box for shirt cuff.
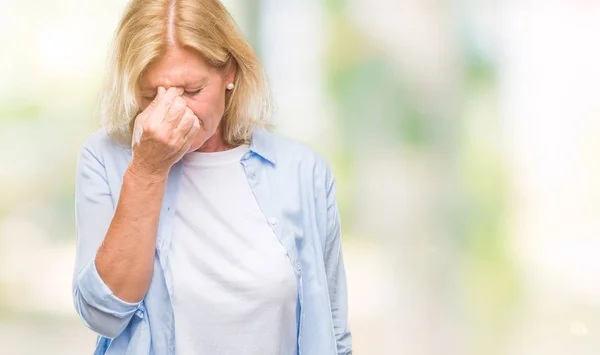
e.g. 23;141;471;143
77;259;142;318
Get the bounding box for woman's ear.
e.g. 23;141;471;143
224;57;237;84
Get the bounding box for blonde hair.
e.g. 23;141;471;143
99;0;271;146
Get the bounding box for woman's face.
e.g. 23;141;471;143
138;46;235;152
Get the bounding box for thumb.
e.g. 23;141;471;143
155;86;166;101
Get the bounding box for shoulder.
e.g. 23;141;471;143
255;129;333;175
254;129;335;189
79;128;131;166
76;129;132;187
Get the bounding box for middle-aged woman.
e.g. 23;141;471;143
72;0;352;354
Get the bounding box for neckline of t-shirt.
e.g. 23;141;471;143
183;144;250;167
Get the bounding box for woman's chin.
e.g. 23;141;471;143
186;142;204;154
186;133;211;153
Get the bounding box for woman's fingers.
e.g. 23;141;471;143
164;96;187;124
175;107;198;141
148;87;184;125
179;111;202;154
156;86;166;102
132;87;202;168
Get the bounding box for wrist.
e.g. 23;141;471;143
126;161;170;185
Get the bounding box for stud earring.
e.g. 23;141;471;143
226;83;235;90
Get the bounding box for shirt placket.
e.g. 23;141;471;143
240;153;304;354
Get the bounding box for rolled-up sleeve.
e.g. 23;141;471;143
323;164;353;355
73;141;141;339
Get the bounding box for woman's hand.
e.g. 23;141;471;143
130;86;201;180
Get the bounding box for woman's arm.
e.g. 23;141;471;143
73;87;201;338
72;144;166;338
94;166;167;302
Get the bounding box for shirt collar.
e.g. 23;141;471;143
249;127;277;165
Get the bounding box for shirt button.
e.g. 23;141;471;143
250;173;257;179
268;217;277;226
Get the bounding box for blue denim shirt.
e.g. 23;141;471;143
73;128;352;355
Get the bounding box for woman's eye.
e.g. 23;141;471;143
185;89;202;96
142;88;202;100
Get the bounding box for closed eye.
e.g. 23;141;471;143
185;88;203;96
141;87;203;101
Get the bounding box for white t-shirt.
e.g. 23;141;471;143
168;144;298;355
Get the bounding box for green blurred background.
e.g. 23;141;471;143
2;0;600;354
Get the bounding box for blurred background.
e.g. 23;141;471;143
1;0;600;354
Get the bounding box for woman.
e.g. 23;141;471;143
72;0;351;354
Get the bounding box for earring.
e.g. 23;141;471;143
227;83;235;90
